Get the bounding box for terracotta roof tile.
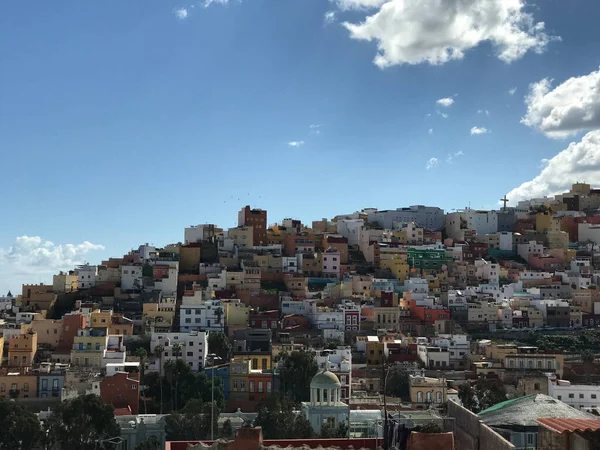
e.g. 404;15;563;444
537;418;600;434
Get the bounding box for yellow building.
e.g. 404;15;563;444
71;329;107;368
29;318;62;348
8;331;37;367
52;271;79;293
179;245;202;272
142;303;175;333
253;254;282;272
366;340;385;366
380;256;410;283
409;375;447;407
90;309;112;328
485;343;518;363
229;226;254;248
0;371;38;399
109;314;134;336
0;336;3;364
224;301;250;327
505;347;565;378
230;357;250;404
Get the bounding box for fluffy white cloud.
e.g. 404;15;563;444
506;131;600;203
426;157;438;170
471;126;489;135
508;87;518;95
341;0;557;68
0;236;105;291
203;0;229;7
436;97;454;107
174;8;189;19
335;0;387;10
288;141;305;147
521;69;600;139
324;11;336;24
428;128;434;135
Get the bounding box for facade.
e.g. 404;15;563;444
180;299;225;333
368;206;445;230
409;374;447;407
52;271;79;293
185;224;218;244
150;331;208;374
417;344;450;369
547;376;600;410
100;371;140;415
121;264;144;291
0;370;38;399
8;331;37;367
322;247;342;279
238;205;267;246
76;264;98;289
302;370;350;434
315;347;352;403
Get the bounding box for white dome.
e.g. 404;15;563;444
311;370;341;388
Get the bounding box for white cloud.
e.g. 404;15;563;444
335;0;388;10
508;87;518;95
203;0;229;7
437;111;449;119
428;128;434;135
426;157;439;170
0;236;105;291
324;11;336;25
478;109;490;116
506;131;600;203
288;141;305;147
436;97;454;107
521;69;600;139
174;8;189;19
341;0;557;68
446;150;465;163
471;126;489;135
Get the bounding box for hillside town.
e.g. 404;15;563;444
5;183;600;450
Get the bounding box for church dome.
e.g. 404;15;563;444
311;369;341;388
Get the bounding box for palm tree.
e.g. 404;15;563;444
164;359;177;412
171;342;184;411
214;307;224;325
135;348;149;414
154;345;164;414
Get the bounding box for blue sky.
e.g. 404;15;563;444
1;0;600;293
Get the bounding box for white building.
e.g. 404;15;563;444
517;241;544;261
445;209;498;240
76;264;98;289
417;344;450;369
0;293;14;311
336;219;364;246
302;370;349;434
547;375;600;410
282;256;299;273
322;247;341;279
315;347;352;403
185;224;218;244
475;259;500;285
137;244;158;263
430;334;469;369
368;206;445;230
121;264;144;291
150;331;208;374
579;223;600;245
180;298;225;333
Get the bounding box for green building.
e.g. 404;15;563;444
406;248;453;270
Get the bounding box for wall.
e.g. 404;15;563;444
447;400;516;450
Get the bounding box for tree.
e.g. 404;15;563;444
582;350;595;383
165;400;221;441
0;397;42;450
214;307;224;325
254;393;314;439
134;436;161;450
458;379;507;413
220;419;233;440
418;422;443;433
45;394;121;450
208;332;231;361
385;367;410;399
320;421;349;438
279;350;318;402
136;347;149;413
154;345;165;413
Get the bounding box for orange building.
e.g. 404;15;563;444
8;331;37;367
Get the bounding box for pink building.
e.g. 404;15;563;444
528;254;563;271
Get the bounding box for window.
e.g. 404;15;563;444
42;379;48;390
185;318;191;324
558;395;562;400
11;384;17;392
569;393;574;398
592;394;597;399
187;352;193;357
233;381;238;391
131;384;137;389
52;379;58;390
580;393;585;399
0;384;5;392
250;382;255;392
527;434;534;445
267;381;272;392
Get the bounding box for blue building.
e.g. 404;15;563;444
206;363;230;400
38;370;65;398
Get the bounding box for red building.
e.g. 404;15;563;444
57;313;86;352
100;372;140;415
387;343;419;364
512;310;529;328
238;205;267;246
409;300;450;325
528;254;564;271
249;310;279;329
